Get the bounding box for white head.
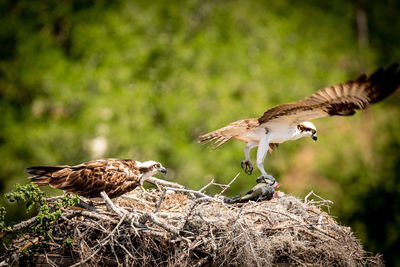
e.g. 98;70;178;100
297;121;318;142
136;160;167;179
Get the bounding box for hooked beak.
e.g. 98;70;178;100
312;134;318;142
158;167;167;174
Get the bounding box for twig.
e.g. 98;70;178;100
156;212;184;220
154;189;167;213
62;209;119;224
241;210;273;225
262;222;331;231
177;198;213;231
146;177;187;189
216;173;240;196
304;191;333;213
115;240;134;259
199;173;240;197
101;191;126;217
164;187;210;199
287;254;307;267
45;196;65;202
70;214;126;267
120;195;156;207
199;179;215;193
304;190;315;203
139;213;179;235
7;216;37;232
77;199;103;211
110;236;120;266
194;255;211;267
44;252;58;267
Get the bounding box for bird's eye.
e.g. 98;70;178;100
312;129;316;134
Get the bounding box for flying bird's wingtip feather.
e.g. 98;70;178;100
198;133;214;142
367;63;400;104
355;73;368;83
198;136;212;144
198;130;232;150
202;138;217;145
197;132;231;150
211;138;230;150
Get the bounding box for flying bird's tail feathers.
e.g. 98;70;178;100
199;118;259;150
198;128;232;150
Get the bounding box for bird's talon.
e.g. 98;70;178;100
241;160;253;175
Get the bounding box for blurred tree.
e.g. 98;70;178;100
0;0;399;265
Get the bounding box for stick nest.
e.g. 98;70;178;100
2;178;382;267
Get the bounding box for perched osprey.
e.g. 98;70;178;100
199;64;400;184
27;158;167;198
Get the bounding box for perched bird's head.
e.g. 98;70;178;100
297;121;317;142
137;160;167;178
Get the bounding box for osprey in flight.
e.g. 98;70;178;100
27;158;167;198
199;63;400;184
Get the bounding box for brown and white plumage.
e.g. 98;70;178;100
199;64;400;183
27;158;167;198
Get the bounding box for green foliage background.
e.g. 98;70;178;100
0;0;399;265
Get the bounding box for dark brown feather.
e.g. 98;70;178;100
28;159;143;198
268;143;279;154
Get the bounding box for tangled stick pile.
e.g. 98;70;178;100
2;177;382;266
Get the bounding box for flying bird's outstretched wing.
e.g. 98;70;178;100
258;63;400;126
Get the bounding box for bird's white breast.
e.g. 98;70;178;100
238;124;300;144
242;128;267;142
267;125;299;143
